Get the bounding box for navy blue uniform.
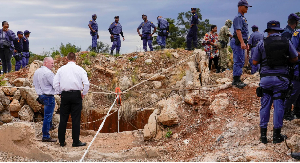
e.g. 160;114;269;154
282;25;294;40
138;20;156;51
109;22;124;52
157;18;169;48
22;36;30;65
89;19;98;48
248;31;264;74
13;37;25;71
186;13;198;50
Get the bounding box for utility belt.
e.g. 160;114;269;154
91;30;98;36
219;40;228;48
158;29;169;36
141;33;153;40
14;53;23;61
62;90;81;93
0;38;11;48
233;34;248;46
22;51;30;58
110;34;119;42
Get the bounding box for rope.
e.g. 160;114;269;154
80;95;119;162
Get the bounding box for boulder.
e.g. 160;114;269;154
19;88;42;112
172;52;179;59
209;93;229;114
153;81;162;89
287;134;300;152
143;109;159;140
94;65;116;76
120;76;133;90
13;90;21;101
9;99;21;117
12;78;31;87
0;103;5;112
157;94;180;126
148;74;166;81
27;60;43;79
1;87;17;96
0;111;13;123
54;95;61;107
145;59;152;64
19;97;26;107
216;78;231;84
18;105;34;122
0;90;10;107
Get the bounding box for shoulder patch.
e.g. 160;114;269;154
293;31;299;37
151;22;153;24
90;20;92;21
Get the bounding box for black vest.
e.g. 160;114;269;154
262;36;289;69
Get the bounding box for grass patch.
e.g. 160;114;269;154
120;100;137;122
165;128;172;138
0;75;6;86
83;58;92;65
89;51;97;57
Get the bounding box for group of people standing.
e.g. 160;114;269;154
0;21;31;73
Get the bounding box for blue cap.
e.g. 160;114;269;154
251;25;258;29
191;8;196;10
92;14;97;18
24;30;31;35
288;13;300;21
17;31;23;35
142;14;147;18
264;20;284;32
114;16;119;19
238;0;252;7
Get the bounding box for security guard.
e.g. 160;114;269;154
218;19;233;72
252;20;298;144
88;14;99;52
13;31;25;71
230;0;251;89
186;8;198;51
22;30;31;66
282;13;300;40
137;15;156;52
157;16;169;49
284;28;300;120
108;16;125;55
248;25;263;74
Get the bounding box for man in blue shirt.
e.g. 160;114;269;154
108;16;125;55
157;16;169;49
22;30;31;66
137;15;156;52
13;31;25;71
186;8;198;51
282;13;299;40
252;20;298;144
284;28;300;120
230;0;251;89
88;14;98;52
248;25;264;74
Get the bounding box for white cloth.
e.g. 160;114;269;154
33;66;55;95
53;62;90;95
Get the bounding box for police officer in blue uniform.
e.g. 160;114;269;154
231;0;251;89
137;15;156;52
109;16;125;55
282;13;300;40
88;14;99;52
248;25;264;74
13;31;25;71
22;30;31;66
186;8;198;51
157;16;169;49
284;28;300;120
252;20;298;144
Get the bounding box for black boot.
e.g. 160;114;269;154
293;106;300;119
110;50;113;56
232;76;247;89
273;128;287;144
116;50;120;55
216;67;221;73
161;45;165;50
222;68;226;72
91;47;96;52
260;127;268;144
284;107;294;121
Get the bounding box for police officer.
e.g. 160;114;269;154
252;20;298;144
109;16;125;55
22;30;31;66
282;13;300;40
88;14;99;52
13;31;25;71
248;25;263;74
284;27;300;120
231;0;251;89
218;19;233;72
157;16;169;49
186;8;199;51
137;15;156;52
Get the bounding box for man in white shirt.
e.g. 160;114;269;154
33;57;57;142
53;52;90;147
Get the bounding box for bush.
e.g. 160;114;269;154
0;75;6;86
59;43;81;57
89;51;97;57
165;128;172;138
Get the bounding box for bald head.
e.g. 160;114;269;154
43;57;54;70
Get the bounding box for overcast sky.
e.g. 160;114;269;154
1;0;299;55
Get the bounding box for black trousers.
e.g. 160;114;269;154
58;91;82;144
0;48;12;73
209;56;219;70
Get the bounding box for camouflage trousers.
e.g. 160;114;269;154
218;47;229;69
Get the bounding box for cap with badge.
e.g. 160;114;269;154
238;0;252;7
264;20;284;32
251;25;258;29
114;16;119;19
142;14;147;18
24;30;31;35
288;13;300;21
191;8;196;11
92;14;97;18
17;31;23;35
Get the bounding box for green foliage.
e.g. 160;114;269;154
87;41;110;53
0;75;6;86
165;128;172;138
50;47;60;58
228;46;233;53
11;57;16;66
83;58;92;65
80;53;88;59
89;51;97;57
128;57;136;62
28;52;47;64
296;12;300;30
165;51;172;59
59;43;81;57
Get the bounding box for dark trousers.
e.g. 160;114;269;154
209;57;219;70
0;48;12;73
58;91;82;144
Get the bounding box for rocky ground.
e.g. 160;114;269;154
0;49;299;162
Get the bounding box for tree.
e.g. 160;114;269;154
87;41;110;53
296;12;300;30
59;43;81;56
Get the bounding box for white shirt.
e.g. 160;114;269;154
53;62;90;95
33;66;56;95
